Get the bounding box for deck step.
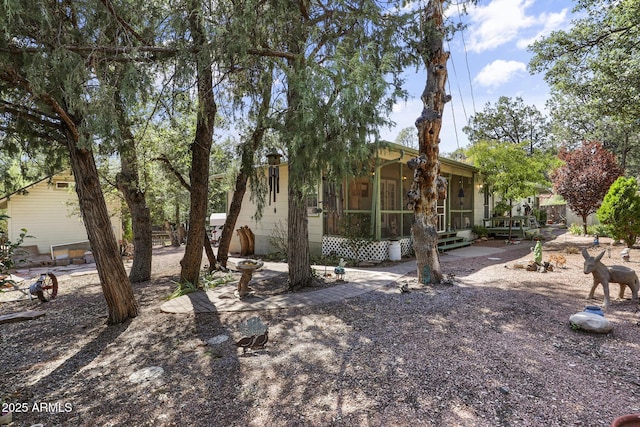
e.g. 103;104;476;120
438;236;466;244
438;240;472;252
438;231;458;239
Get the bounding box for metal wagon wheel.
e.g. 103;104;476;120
35;273;58;302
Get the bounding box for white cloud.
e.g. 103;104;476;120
473;60;527;89
380;99;423;141
466;0;536;53
517;8;570;49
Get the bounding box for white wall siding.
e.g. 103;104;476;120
228;165;324;256
6;174;122;255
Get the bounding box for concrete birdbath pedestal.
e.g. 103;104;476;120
235;259;264;298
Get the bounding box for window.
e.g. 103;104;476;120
306;187;319;215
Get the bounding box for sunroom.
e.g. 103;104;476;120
320;144;480;261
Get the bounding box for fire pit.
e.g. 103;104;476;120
235;259;264;298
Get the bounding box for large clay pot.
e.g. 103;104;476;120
611;414;640;427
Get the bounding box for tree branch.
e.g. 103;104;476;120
153;154;191;191
0;100;62;129
247;48;296;61
98;0;150;45
0;45;179;55
0;124;65;143
0;64;79;141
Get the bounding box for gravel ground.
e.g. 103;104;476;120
1;230;640;426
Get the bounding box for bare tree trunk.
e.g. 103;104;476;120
507;199;514;241
203;229;216;271
216;70;272;268
172;203;181;247
217;171;248;266
287;175;312;290
116;153;152;283
180;0;217;285
65;127;138;324
410;0;449;284
114;94;152;283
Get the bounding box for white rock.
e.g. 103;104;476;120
129;366;164;383
207;335;229;345
569;312;613;334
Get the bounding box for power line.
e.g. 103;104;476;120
446;74;461;150
456;1;477;115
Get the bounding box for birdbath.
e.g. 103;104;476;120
235;259;264;298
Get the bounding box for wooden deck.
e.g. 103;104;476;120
483;216;539;239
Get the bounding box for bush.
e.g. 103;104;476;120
568;223;584;235
338;213;372;262
493;200;510;217
268;220;288;259
587;224;611;238
471;224;488;238
597;176;640;247
533;208;547;225
0;216;32;279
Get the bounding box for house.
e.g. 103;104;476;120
0;171;123;265
226;143;483;261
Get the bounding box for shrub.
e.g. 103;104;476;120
597;176;640;247
587;224;611;238
568;223;584;235
268;220;288;259
533;208;547;225
471;224;488;238
338;213;372;262
0;216;32;280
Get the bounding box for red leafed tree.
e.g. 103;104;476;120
551;141;623;234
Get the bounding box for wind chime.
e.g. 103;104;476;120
267;151;281;207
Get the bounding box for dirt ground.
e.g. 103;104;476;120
1;228;640;426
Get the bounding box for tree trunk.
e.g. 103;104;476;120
203;230;216;271
411;0;449;284
582;214;589;235
171;203;181;247
65;128;138;324
180;1;217;285
287;175;312;290
114;94;152;283
216;171;248;267
216;69;272;269
507;199;514;242
116;156;152;283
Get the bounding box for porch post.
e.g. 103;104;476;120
372;164;381;240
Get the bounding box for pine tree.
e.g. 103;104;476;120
0;1;144;323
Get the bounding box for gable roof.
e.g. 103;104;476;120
0;172;72;209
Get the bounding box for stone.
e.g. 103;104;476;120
569;312;613;334
129;366;164;384
207;335;229;346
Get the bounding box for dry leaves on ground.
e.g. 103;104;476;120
1;231;640;426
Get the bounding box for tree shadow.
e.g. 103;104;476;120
216;275;640;426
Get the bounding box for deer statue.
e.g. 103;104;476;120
582;248;639;309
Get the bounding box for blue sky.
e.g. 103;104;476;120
379;0;576;154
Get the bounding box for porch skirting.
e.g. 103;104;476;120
322;236;413;261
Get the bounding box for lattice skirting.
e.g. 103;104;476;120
322;236;413;261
